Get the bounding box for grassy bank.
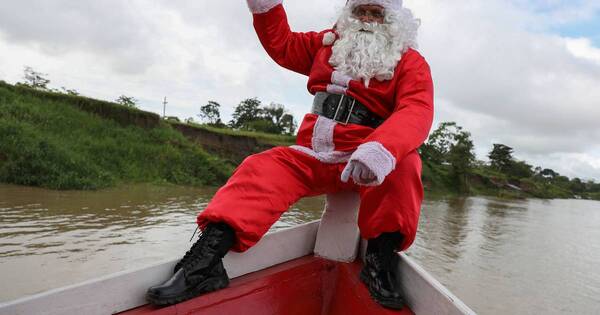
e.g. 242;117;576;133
0;82;231;190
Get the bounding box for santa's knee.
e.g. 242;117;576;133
393;150;422;179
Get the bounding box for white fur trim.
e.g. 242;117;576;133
331;71;352;87
346;0;403;11
348;141;396;186
326;84;348;95
312;116;336;153
246;0;282;14
290;145;352;164
322;32;337;46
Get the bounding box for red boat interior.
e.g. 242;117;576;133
120;256;414;315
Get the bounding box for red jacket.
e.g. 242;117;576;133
253;4;434;165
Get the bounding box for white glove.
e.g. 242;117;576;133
246;0;282;14
340;142;396;186
341;160;377;186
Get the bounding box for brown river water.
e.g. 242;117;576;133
0;183;599;314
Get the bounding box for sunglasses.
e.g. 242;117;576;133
352;7;385;20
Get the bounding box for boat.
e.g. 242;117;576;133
0;192;477;315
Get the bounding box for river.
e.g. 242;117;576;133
0;183;599;314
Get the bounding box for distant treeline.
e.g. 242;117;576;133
190;98;297;136
419;122;600;200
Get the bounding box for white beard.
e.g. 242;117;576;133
329;6;419;87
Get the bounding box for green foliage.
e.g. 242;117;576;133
280;113;297;135
421;122;475;192
420;121;458;164
569;177;586;194
115;95;138;109
508;160;534;179
228;99;297;135
421;162;453;193
0;81;159;129
229;98;262;130
519;178;573;199
245;118;281;134
448;129;475;192
586;192;600;201
420;121;599;200
0;82;230;190
198;101;223;126
488;144;514;173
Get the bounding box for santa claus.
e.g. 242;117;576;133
147;0;433;309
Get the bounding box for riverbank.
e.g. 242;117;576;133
1;80;597;200
0;81;231;190
422;161;600;201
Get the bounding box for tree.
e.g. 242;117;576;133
570;178;586;194
198;101;223;126
22;66;50;90
509;160;534;179
246;119;281;133
280;113;297;135
488;144;514;173
260;103;296;135
262;103;285;127
419;121;475;191
420;122;460;165
115;95;138;108
540;168;558;179
61;87;79;96
447;130;475;191
229;98;262;130
229;98;296;134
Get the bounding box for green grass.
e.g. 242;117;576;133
0;82;232;190
586;192;600;201
0;81;160;129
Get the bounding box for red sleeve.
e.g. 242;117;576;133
252;4;325;76
364;51;434;162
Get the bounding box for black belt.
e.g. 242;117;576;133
312;92;384;128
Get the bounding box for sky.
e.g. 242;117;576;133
1;0;599;181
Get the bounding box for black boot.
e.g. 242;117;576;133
360;232;405;309
146;222;235;306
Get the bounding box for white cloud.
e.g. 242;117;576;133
0;0;599;180
565;37;600;64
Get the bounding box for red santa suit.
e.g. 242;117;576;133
198;1;434;252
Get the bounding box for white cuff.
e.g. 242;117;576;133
246;0;282;14
322;31;336;46
326;84;348;95
349;142;396;185
331;71;352;87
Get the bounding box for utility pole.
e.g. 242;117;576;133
162;97;167;118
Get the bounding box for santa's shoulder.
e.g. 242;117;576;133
399;48;430;68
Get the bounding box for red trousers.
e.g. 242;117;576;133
197;147;423;252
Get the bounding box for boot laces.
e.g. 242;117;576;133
178;228;224;274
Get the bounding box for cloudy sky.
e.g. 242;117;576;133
1;0;600;181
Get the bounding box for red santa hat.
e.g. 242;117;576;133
345;0;403;12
